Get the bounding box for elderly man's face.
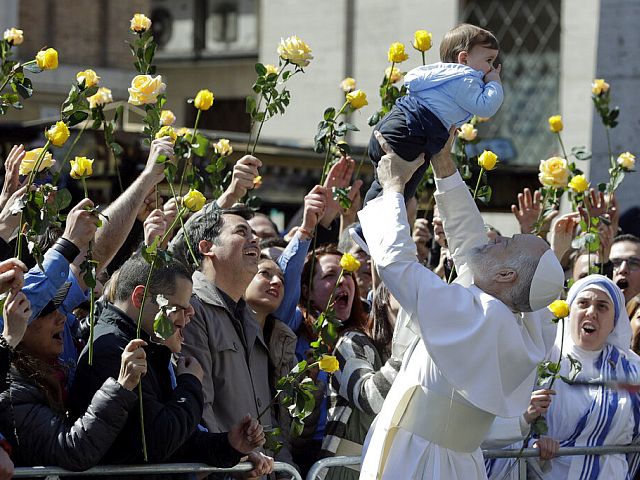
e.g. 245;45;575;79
468;234;548;291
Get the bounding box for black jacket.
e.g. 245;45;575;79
69;302;243;467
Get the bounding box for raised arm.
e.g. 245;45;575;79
93;138;174;272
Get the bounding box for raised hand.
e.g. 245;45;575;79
176;355;204;382
300;185;327;236
2;290;31;348
412;218;432;262
0;258;27;294
374;131;425;193
218;155;262;207
511;188;558;235
143;209;168;247
118;339;148;391
63;198;99;250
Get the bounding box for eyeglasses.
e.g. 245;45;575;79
611;257;640;272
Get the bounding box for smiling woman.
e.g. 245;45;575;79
0;285;147;471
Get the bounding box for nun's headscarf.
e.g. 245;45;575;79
565;274;631;352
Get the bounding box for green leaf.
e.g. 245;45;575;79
23;63;42;74
15;77;33;99
571;146;592;161
245;95;257;114
53;188;72;211
323;107;336;121
153;310;175;340
255;63;267;76
110;142;124;157
192;134;209;157
67;110;89;126
531;416;548;436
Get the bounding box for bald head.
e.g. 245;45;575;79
468;234;557;312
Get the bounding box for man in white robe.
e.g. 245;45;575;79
357;131;565;479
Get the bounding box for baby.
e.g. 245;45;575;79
364;23;503;205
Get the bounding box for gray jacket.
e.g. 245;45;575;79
183;272;296;473
0;369;136;470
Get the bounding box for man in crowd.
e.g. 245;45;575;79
70;254;272;475
610;234;640;339
180;202;295;471
357;130;564;479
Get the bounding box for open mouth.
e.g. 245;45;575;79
244;248;259;259
616;278;629;290
582;322;596;335
266;287;280;299
334;291;349;308
52;331;63;342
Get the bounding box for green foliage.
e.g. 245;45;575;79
0;39;41;114
153;294;176;341
367;73;407;127
592;90;619;129
128;29;157;75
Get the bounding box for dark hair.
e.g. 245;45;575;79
440;23;499;63
260;236;288;250
367;283;395;359
113;252;192;303
612;233;640;247
170;203;254;269
251;213;280;236
298;244;368;345
13;337;67;414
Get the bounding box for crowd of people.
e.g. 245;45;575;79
0;125;638;480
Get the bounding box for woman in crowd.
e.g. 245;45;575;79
321;283;402;479
244;255;297;447
529;274;640;479
0;286;148;471
285;244;368;474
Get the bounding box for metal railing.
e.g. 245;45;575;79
13;461;302;479
305;445;640;480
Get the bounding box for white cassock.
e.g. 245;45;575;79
358;171;559;480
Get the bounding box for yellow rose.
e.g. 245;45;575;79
183;189;206;212
128;74;166;106
264;64;278;75
194;89;214;111
548;115;563;133
19;148;55;176
214;138;233;156
548;299;570;319
340;77;356;93
617;152;636;170
177;127;193;141
412;30;432;52
45;121;70;147
538;156;570;188
76;69;100;88
592;78;610;96
318;354;339;373
155;125;177;144
277;35;313;67
88;87;113;109
70;156;94;179
35;48;58;70
3;28;23;45
346;89;368;110
253;175;263;189
387;42;409;63
478;150;498;171
384;66;403;84
130;13;152;33
458;123;478;142
568;174;589;193
160;110;176;126
340;252;361;273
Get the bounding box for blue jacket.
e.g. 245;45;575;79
402;62;503;129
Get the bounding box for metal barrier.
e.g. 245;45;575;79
305;445;640;480
13;461;302;479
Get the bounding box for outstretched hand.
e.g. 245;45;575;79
374;131;425;193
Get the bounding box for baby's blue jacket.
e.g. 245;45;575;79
402;62;503;129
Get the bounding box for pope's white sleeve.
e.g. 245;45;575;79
482;416;530;449
359;192;477;333
434;171;488;276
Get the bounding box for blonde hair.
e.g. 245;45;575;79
440;23;499;63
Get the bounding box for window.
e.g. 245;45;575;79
460;0;561;165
